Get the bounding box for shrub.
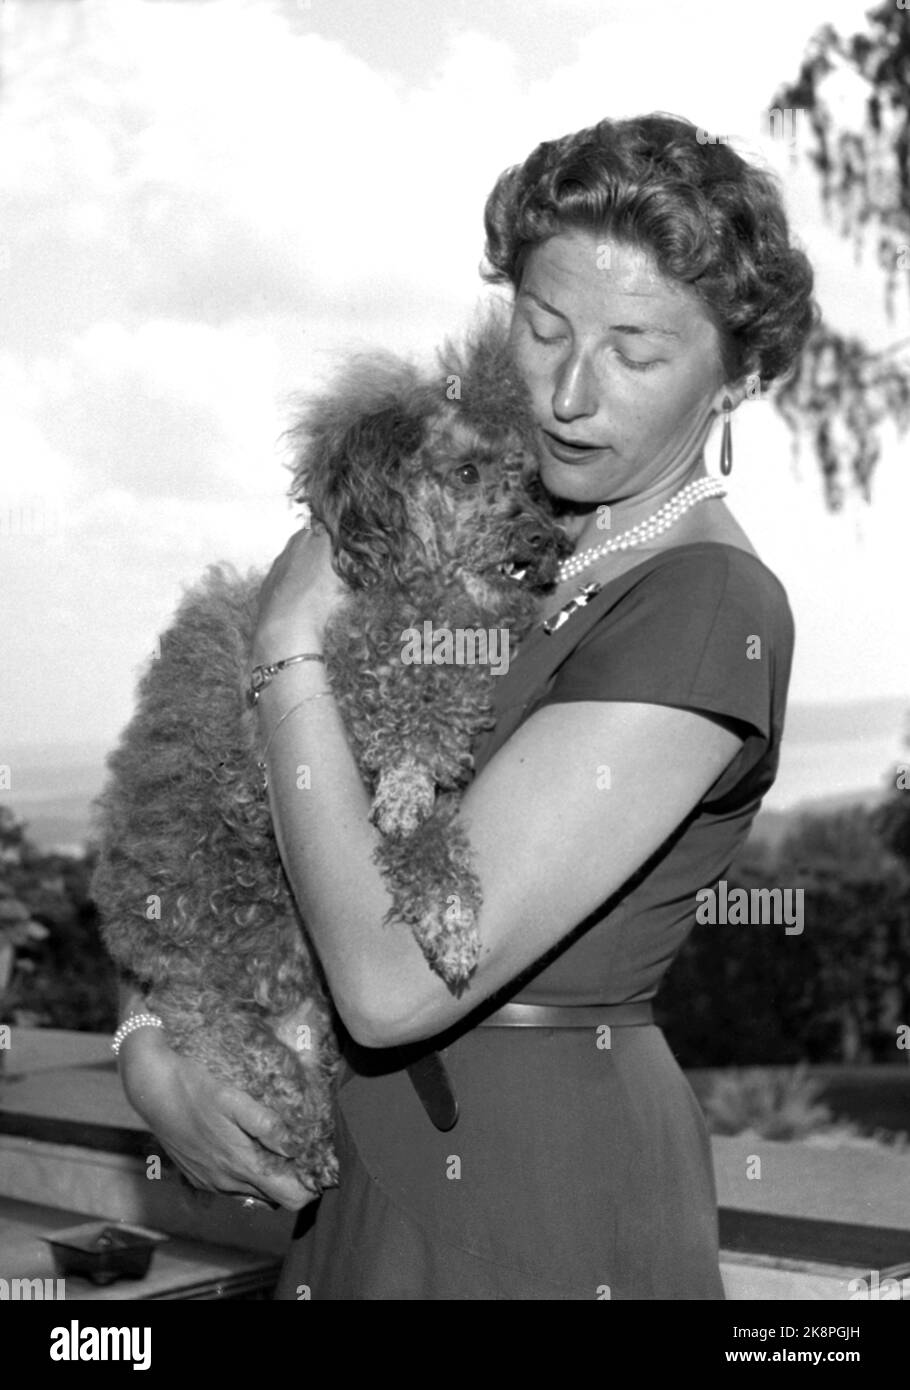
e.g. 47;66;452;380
700;1063;834;1140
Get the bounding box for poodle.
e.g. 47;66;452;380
89;310;570;1194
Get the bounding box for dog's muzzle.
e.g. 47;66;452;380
494;518;567;587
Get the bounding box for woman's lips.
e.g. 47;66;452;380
541;429;609;463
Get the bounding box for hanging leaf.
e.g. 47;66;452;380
773;320;910;509
769;4;910;503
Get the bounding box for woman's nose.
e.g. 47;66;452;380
551;352;598;423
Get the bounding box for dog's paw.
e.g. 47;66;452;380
308;1145;340;1192
370;758;436;836
415;893;482;993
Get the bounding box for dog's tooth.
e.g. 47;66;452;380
495;560;528;581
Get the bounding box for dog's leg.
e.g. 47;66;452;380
364;642;497;837
374;794;483;992
270;996;332;1078
370;755;436;835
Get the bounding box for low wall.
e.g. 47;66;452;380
2;1029;909;1298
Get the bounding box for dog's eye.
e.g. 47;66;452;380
451;463;481;486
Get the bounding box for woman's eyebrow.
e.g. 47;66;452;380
611;323;680;340
520;291;679;339
520;289;567;318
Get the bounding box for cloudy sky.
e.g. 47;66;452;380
2;0;909;763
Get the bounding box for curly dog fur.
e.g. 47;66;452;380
90;310;569;1193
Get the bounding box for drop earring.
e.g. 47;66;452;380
720;396;733;476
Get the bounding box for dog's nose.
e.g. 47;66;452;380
524;531;546;550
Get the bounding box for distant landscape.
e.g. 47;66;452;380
2;694;908;857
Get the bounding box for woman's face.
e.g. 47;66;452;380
508;229;731;506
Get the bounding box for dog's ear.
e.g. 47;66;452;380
283;357;434;589
437;305;539;457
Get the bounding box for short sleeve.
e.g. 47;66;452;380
537;547;795;748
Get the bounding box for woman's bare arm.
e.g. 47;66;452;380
115;979;318;1209
258;656;742;1048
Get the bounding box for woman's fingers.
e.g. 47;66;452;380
120;1034;320;1209
225;1088;298;1158
252;525;345;661
218;1152;318;1212
240;1165;318;1212
203;1087;320;1208
159;1130;316;1212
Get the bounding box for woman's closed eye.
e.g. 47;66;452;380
529;325;566;346
527;319;660;370
616;351;661;372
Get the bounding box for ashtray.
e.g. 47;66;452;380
42;1222;168;1286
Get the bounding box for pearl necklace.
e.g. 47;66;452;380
556;477;727;584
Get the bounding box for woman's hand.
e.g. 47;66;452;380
252;524;347;668
118;1025;318;1211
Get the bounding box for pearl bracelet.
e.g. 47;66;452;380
111;1012;164;1056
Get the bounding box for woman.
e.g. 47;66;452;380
118;113;815;1299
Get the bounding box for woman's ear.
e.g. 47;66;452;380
285;359;431;589
711;383;743;416
713;361;768;413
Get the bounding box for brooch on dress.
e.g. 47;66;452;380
542;581;603;635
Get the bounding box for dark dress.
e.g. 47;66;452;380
274;542;795;1300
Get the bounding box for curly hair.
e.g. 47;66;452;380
481;113;818;390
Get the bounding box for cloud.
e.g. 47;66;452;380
0;4;525;349
0;0;907;755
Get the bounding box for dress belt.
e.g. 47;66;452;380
479;1001;654;1028
405;1001;653;1131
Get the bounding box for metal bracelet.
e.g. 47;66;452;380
247;652;326;707
256;691;334;791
